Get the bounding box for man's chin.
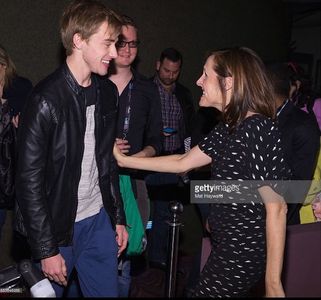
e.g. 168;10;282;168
160;79;174;86
96;67;109;76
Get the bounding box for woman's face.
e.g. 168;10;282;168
196;56;230;111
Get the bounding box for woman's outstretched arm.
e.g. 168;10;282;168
113;143;212;174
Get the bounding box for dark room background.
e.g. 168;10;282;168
1;0;318;104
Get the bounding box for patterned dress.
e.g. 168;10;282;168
193;114;290;297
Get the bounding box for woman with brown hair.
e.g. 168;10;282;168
114;47;290;297
0;44;33;122
0;44;32;244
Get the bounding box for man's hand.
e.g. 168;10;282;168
41;254;67;286
115;224;128;257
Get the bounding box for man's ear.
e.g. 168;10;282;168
73;33;83;50
224;76;233;91
156;61;160;71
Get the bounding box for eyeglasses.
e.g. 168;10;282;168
116;40;140;49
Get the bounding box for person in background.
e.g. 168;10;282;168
108;15;162;297
14;0;127;297
287;61;321;130
145;47;196;271
311;192;321;221
0;81;15;241
147;48;203;296
114;47;290;297
282;62;321;224
266;62;320;225
308;97;321;131
0;44;32;250
0;44;33;126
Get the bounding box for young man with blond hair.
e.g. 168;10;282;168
15;0;128;296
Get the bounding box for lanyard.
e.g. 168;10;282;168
122;80;134;140
276;99;289;117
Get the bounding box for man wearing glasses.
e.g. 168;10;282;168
108;15;163;297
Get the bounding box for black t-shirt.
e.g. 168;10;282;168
82;83;96;107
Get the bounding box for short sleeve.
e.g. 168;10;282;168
247;117;291;195
198;123;226;157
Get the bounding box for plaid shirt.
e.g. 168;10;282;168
154;76;184;152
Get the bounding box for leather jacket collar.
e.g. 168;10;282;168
62;62;100;96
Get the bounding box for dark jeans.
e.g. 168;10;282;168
118;256;131;297
52;208;118;297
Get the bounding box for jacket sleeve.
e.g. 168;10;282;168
110;154;126;225
104;79;126;226
291;117;320;180
143;83;163;155
16;93;59;260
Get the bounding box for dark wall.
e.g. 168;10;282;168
1;0;290;104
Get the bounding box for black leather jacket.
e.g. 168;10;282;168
15;63;125;260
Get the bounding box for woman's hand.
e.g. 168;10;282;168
113;140;126;167
115;138;131;154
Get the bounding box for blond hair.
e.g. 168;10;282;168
60;0;122;56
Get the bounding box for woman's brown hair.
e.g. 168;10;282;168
208;47;276;130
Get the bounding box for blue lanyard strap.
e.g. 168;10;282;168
122;80;134;139
276;99;289;117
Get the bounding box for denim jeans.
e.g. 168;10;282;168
51;208;118;297
118;256;131;297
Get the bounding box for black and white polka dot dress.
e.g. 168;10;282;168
193;114;290;298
